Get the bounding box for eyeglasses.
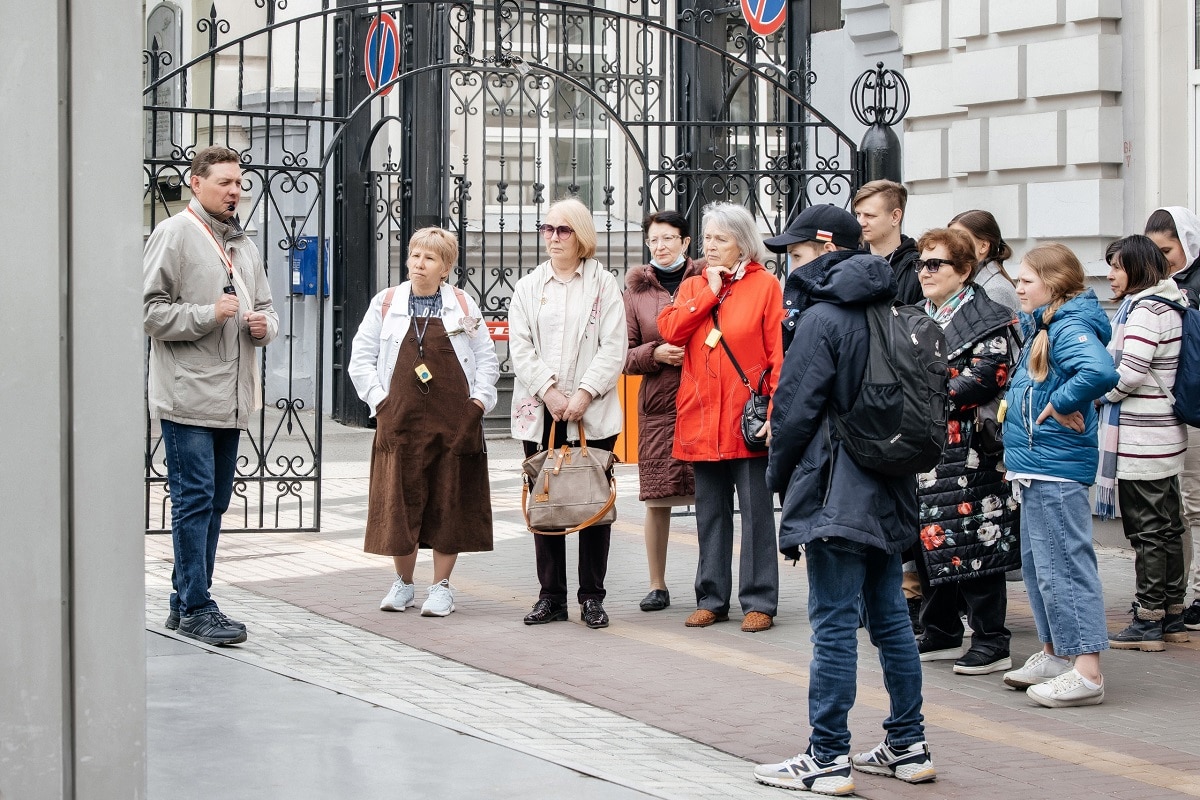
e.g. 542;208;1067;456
914;258;954;274
538;224;575;239
645;235;682;248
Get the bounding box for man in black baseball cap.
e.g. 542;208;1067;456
766;205;864;350
764;204;862;269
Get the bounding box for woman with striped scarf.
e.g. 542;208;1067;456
1098;235;1189;651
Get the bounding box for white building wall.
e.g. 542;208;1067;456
891;0;1197;299
896;0;1126;286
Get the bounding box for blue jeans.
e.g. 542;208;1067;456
161;420;240;616
1018;479;1109;656
805;538;925;761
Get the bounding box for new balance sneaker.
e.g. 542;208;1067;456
1182;601;1200;631
1026;668;1104;708
177;610;247;646
753;752;854;795
1003;651;1071;689
421;579;456;617
380;576;416;611
851;740;936;784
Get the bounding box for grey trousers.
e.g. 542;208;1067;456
693;457;779;616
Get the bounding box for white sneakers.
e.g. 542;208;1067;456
421;579;456;617
851;740;937;784
1002;651;1071;689
380;576;416;611
380;575;456;617
1003;652;1104;708
1026;668;1105;708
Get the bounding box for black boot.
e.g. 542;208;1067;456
1110;603;1165;652
1164;604;1190;643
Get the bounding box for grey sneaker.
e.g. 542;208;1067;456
1003;651;1071;689
167;609;245;632
851;740;936;784
177;610;247;646
421;579;456;617
754;752;854;795
380;576;415;611
1026;668;1104;708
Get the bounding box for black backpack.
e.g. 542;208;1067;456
833;301;950;476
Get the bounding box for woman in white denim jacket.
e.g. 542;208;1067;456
509;198;628;629
349;227;499;618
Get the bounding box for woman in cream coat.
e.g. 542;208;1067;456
509;198;628;629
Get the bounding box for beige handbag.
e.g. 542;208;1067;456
521;421;617;534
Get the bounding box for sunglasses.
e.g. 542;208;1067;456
914;258;954;274
538;224;575;238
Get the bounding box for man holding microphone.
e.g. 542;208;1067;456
144;145;278;645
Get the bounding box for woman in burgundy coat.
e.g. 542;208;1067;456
623;211;705;611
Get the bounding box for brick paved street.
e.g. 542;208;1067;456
147;421;1200;799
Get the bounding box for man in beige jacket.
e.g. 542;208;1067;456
144;145;278;645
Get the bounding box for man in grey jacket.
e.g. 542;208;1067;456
144;145;279;645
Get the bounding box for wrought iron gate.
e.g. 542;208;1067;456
143;0;860;532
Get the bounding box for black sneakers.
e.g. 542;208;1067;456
177;610;248;646
166;609;246;632
1181;601;1200;631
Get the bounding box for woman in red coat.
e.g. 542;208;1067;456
658;202;784;632
624;210;705;612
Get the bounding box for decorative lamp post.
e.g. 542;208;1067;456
850;61;910;184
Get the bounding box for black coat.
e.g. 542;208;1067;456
917;287;1021;585
889;235;923;306
768;251;918;560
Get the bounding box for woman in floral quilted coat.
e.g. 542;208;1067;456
911;227;1021;676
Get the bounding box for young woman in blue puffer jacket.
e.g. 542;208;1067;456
1000;243;1119;709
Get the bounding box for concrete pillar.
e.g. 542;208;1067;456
0;1;146;798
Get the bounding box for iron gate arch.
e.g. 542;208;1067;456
142;0;861;533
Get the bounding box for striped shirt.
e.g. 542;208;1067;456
1105;281;1187;480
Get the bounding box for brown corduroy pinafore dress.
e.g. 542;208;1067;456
363;316;493;556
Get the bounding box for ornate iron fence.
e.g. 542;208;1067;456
142;0;860;531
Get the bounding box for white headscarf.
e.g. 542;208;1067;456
1159;206;1200;267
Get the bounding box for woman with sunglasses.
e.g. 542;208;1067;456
509;198;628;629
623;210;705;612
910;228;1021;677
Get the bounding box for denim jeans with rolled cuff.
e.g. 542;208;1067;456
805;537;926;761
161;419;240;617
1018;479;1109;656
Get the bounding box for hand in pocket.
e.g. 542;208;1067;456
452;399;486;455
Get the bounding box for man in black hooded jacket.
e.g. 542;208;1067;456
752;205;935;795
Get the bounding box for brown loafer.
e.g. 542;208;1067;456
741;611;774;633
685;609;729;627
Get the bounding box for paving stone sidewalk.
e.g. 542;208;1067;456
147;423;1200;799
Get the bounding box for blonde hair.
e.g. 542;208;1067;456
408;227;459;276
546;198;597;259
1023;243;1086;382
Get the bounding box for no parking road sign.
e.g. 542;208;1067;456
364;13;401;96
740;0;787;37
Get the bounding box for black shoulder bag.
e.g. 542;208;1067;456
711;307;770;451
